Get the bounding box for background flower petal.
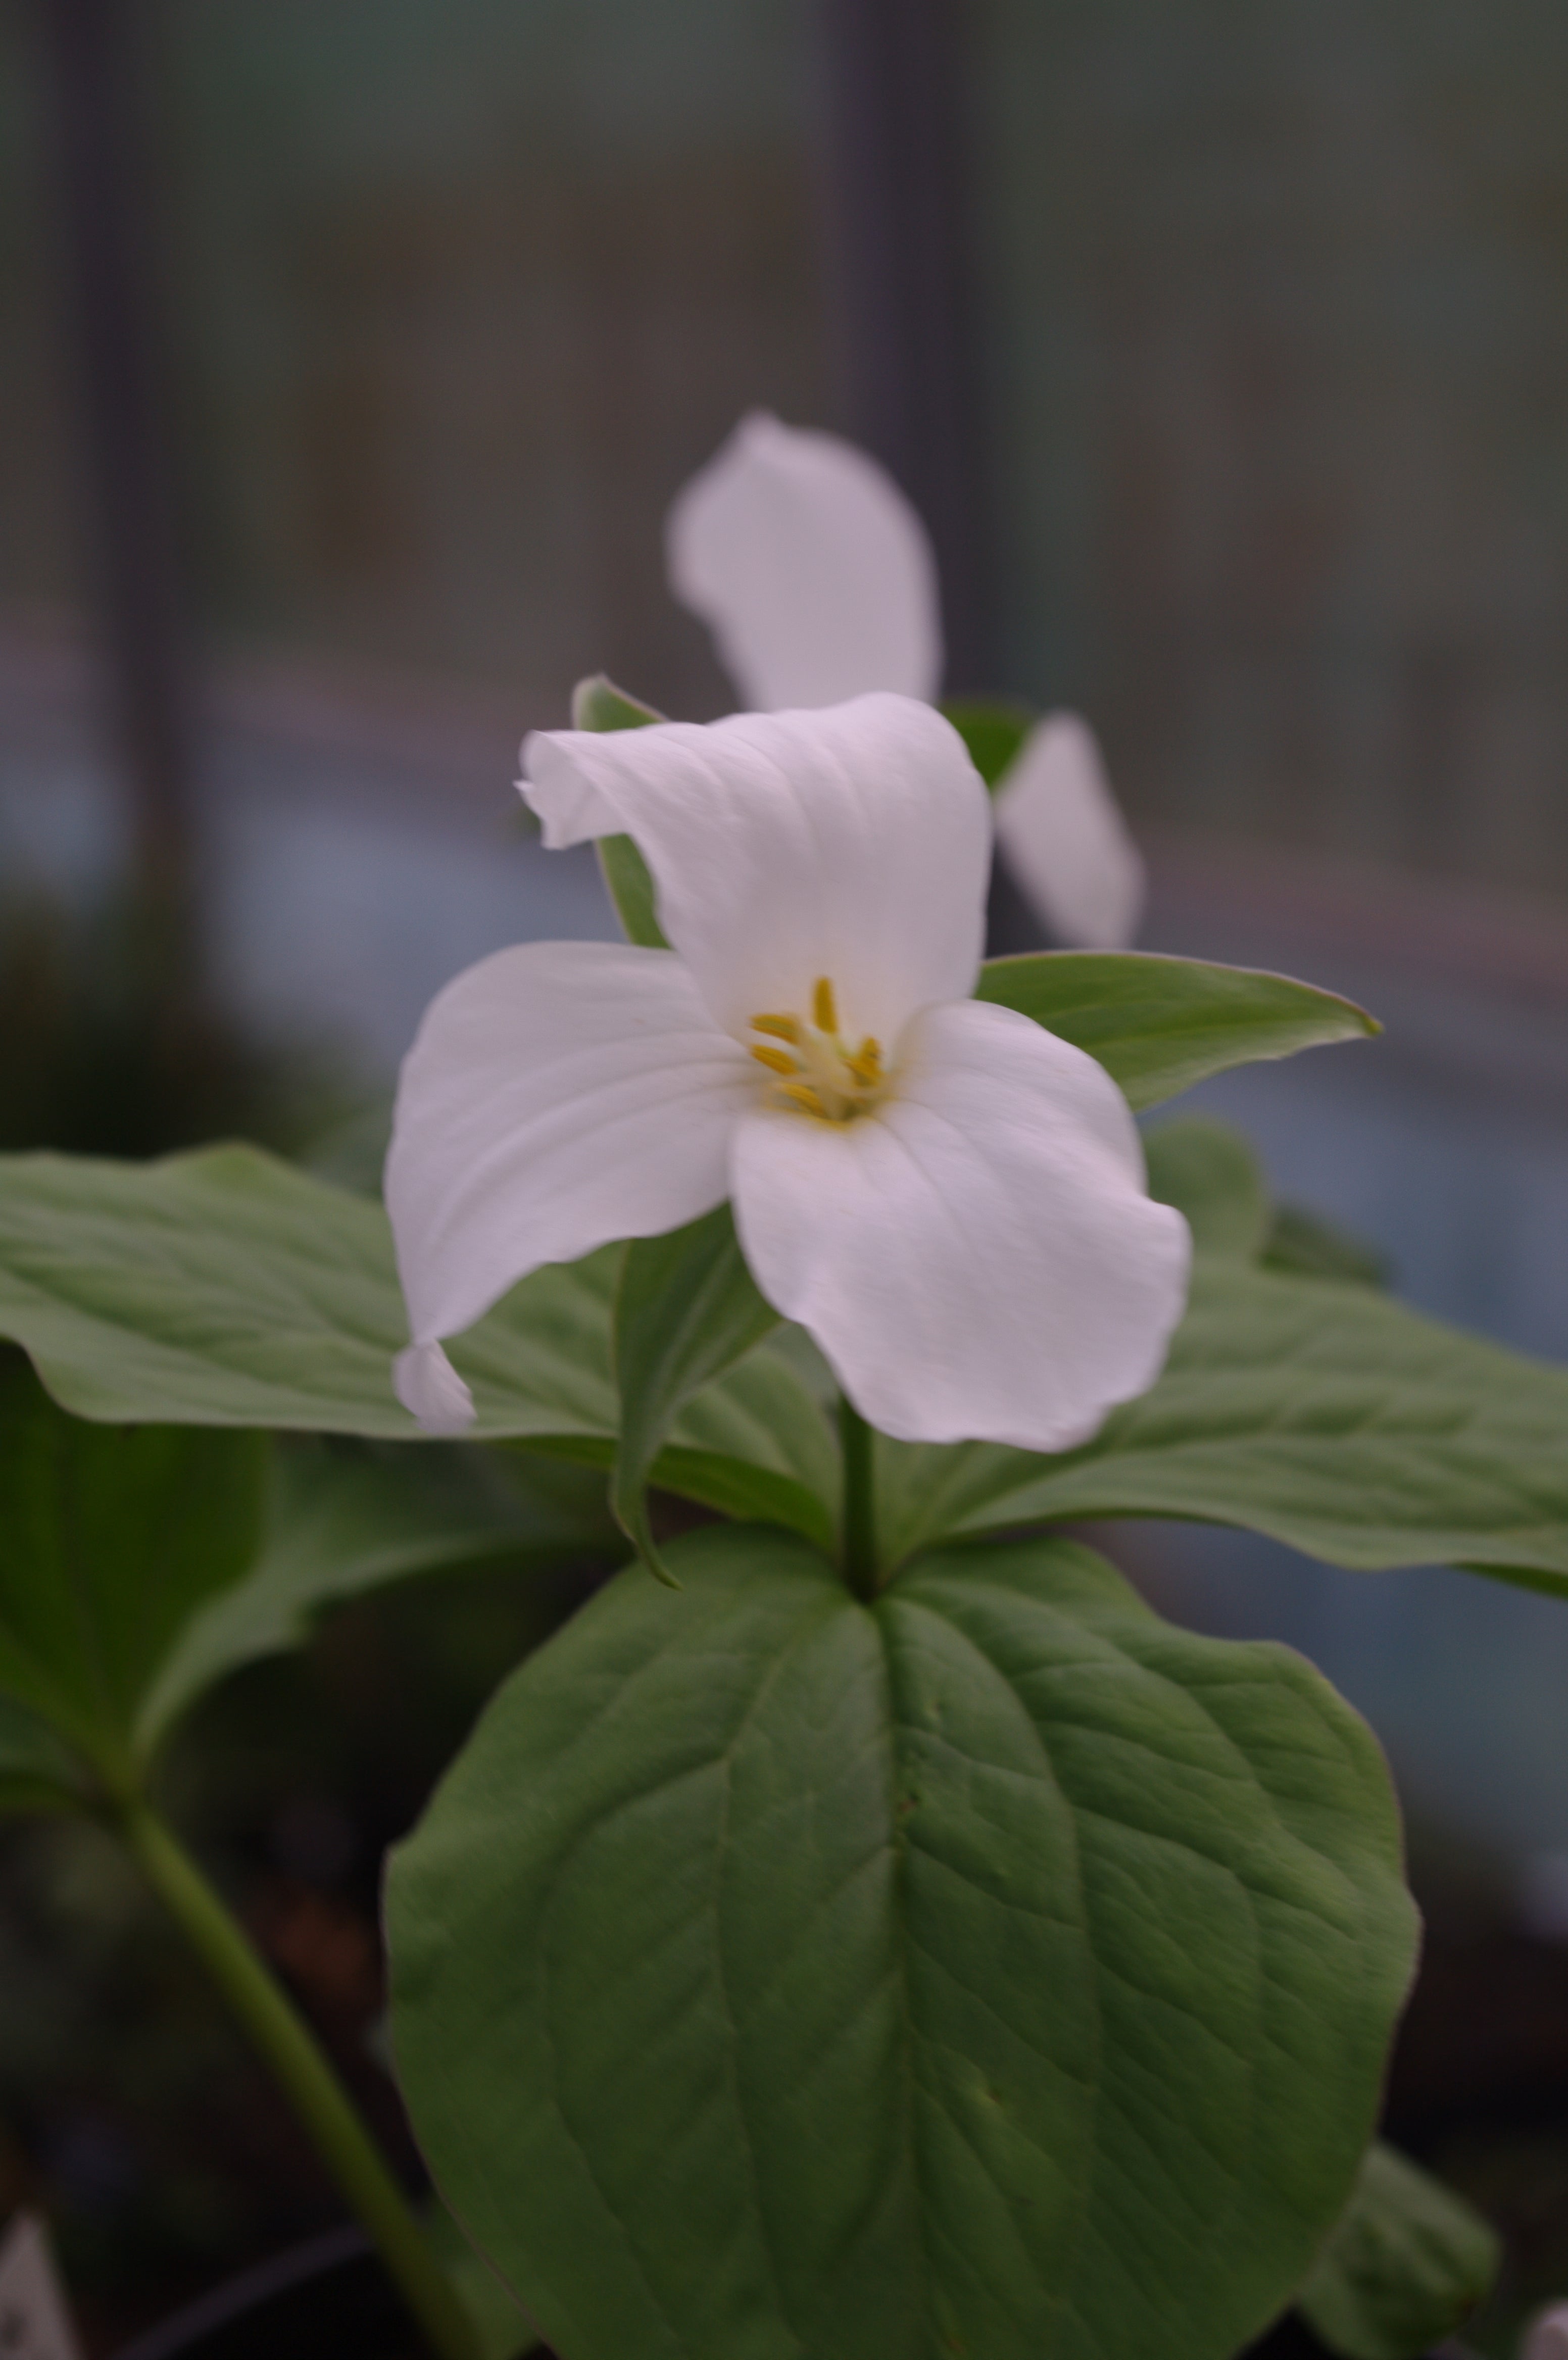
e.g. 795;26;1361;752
523;695;989;1046
386;940;755;1349
665;410;943;710
730;996;1190;1452
993;712;1147;949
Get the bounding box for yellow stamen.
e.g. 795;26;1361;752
750;1044;799;1077
845;1037;883;1084
779;1079;829;1118
812;975;838;1034
751;1012;801;1043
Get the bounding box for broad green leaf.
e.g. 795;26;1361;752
1264;1204;1390;1289
571;673;668;949
426;2201;541;2360
975;951;1378;1109
941;695;1034;789
1145;1117;1388;1284
612;1205;782;1583
137;1442;621;1757
1297;2141;1500;2360
388;1526;1416;2360
0;1148;839;1543
1145;1116;1271;1259
0;1352;265;1776
658;1339;838;1553
0;1143;614;1438
874;1262;1568;1588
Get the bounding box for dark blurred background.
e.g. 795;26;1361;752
4;2;1568;2348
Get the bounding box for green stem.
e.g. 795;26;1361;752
117;1798;479;2360
839;1396;879;1601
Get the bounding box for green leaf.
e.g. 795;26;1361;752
0;1142;612;1439
570;674;665;734
597;836;667;950
1298;2141;1500;2360
655;1336;839;1555
940;696;1034;789
1146;1117;1389;1286
0;1352;266;1777
136;1442;621;1757
1264;1204;1391;1290
975;952;1379;1109
425;2200;541;2360
874;1262;1568;1588
571;673;669;949
1145;1116;1272;1259
387;1525;1416;2360
0;1147;839;1546
612;1206;782;1583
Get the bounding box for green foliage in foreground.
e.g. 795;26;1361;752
388;1522;1418;2360
3;1124;1568;1601
0;1352;618;1809
975;950;1378;1110
1299;2141;1501;2360
0;928;1535;2358
611;1204;781;1581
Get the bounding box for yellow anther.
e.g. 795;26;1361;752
749;985;887;1123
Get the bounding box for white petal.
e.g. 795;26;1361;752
729;997;1190;1452
523;695;988;1047
386;940;756;1352
993;713;1146;949
666;411;943;710
394;1342;476;1436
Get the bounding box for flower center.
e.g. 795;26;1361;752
748;976;886;1123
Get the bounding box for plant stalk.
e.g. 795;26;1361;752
839;1396;879;1600
116;1798;479;2360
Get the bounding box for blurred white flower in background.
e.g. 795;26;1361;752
666;410;942;709
992;711;1145;952
667;409;1146;950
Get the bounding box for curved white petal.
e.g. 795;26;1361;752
993;713;1146;949
666;411;943;710
522;695;989;1046
394;1341;476;1436
729;997;1190;1452
386;940;756;1365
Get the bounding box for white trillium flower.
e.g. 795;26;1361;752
666;409;1146;948
387;694;1190;1453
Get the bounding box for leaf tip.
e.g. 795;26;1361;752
612;1485;684;1590
570;673;614;728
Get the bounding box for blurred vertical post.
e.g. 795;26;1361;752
32;0;198;947
814;0;994;694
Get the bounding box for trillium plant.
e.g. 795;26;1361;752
0;476;1563;2360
